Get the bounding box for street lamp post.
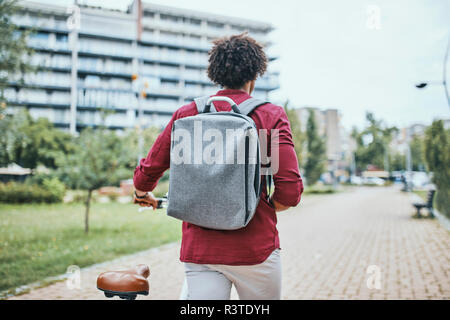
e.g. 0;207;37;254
405;128;412;192
415;35;450;109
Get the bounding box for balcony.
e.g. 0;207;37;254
140;33;210;53
78;89;136;110
78;39;133;59
142;18;203;36
31;54;72;69
158;85;182;96
12;15;69;33
141;99;179;113
11;88;71;106
22;72;71;88
27;38;71;55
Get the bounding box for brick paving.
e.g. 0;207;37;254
8;186;450;300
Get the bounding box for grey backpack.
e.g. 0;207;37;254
167;96;268;230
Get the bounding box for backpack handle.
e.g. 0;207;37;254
204;96;241;114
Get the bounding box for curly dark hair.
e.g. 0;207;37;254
207;33;268;89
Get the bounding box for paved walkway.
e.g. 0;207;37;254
9;186;450;300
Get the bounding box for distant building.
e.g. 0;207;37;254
295;106;353;175
391;123;427;156
5;0;279;131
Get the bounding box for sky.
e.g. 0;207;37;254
33;0;450;130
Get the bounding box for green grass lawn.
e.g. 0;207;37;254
0;202;181;293
413;190;428;201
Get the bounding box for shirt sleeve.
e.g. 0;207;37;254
133;110;178;192
270;107;304;207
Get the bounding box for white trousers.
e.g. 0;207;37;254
179;249;281;300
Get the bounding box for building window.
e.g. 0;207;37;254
160;13;179;23
183;17;201;26
207;21;224;29
144;11;154;18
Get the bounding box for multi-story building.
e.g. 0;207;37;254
4;0;279;132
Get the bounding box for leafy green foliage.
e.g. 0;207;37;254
424;120;449;217
410;135;426;171
56;128;130;191
121;125;161;170
42;177;66;201
304;109;326;185
56;127;135;233
0;110;75;169
0;178;64;203
283;101;304;168
0;0;35;108
352;112;397;172
390;152;406;171
302;185;335;194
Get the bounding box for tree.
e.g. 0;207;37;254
0;109;75;169
410;135;425;171
352;112;397;172
0;0;35;112
390;152;406;171
304;109;326;185
283;101;304;168
423;120;449;218
121;125;161;170
56;128;130;233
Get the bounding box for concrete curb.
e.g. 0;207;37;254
0;241;180;300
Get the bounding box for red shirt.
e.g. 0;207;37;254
133;89;303;265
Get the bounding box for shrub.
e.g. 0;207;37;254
25;172;59;186
424;120;450;218
303;185;335;194
0;179;65;203
108;194;119;202
42;177;66;202
152;181;169;198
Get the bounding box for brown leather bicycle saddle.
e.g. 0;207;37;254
97;264;150;300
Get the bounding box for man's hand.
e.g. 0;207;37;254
270;196;290;212
133;190;159;210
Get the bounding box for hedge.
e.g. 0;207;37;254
0;178;65;203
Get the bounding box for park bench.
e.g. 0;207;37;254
412;190;435;218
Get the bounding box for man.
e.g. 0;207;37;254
133;33;303;300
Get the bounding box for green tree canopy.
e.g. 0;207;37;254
390;152;406;171
283;101;304;169
0;109;75;169
352;112;397;172
410;135;426;171
304;109;326;185
122;125;161;169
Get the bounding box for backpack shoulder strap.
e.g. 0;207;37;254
194;96;215;114
238;97;268;116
